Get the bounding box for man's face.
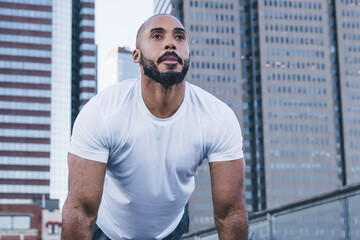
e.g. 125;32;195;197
136;15;191;87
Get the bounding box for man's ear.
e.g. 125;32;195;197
132;49;141;63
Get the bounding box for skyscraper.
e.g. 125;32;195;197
71;0;97;123
239;0;360;210
334;0;360;184
0;0;53;204
241;0;345;210
154;0;360;231
99;46;140;92
0;0;96;206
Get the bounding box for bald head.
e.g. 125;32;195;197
135;14;185;49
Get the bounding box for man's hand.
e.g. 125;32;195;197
210;159;248;240
61;153;107;239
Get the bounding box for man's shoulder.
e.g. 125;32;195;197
186;81;231;118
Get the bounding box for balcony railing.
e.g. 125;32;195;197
181;182;360;240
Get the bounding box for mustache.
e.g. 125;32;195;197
157;52;183;65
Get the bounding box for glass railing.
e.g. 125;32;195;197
182;182;360;240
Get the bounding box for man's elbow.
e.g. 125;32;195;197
214;197;249;227
213;202;248;240
62;197;99;227
215;204;248;224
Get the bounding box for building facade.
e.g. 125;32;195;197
246;0;343;209
0;0;53;204
0;0;96;207
154;0;360;231
99;46;140;92
0;199;62;240
0;203;42;239
240;0;360;210
334;0;360;184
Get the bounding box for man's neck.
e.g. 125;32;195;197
141;76;186;119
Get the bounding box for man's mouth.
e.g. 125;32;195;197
161;56;179;64
157;52;183;65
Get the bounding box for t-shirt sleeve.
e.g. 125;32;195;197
68;99;110;163
207;107;244;162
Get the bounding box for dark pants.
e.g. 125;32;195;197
92;211;189;240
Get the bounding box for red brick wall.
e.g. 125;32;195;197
0;204;42;240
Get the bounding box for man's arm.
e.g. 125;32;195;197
61;153;107;239
210;158;248;240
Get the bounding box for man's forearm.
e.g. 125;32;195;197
215;208;248;240
61;200;97;240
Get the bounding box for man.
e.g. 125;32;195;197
62;14;248;240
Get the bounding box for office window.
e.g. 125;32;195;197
0;216;11;229
0;216;30;230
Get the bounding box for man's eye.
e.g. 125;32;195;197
176;35;185;40
152;34;162;39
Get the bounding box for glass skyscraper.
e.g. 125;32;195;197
240;0;360;210
50;0;73;209
243;0;343;210
155;0;360;231
334;0;360;184
0;0;96;207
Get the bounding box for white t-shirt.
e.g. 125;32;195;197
69;78;244;239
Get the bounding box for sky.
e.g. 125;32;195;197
95;0;154;82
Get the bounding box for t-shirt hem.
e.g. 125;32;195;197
207;152;244;163
155;208;185;239
68;144;108;163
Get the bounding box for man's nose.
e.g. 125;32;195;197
164;38;176;50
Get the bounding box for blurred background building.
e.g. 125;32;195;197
0;199;61;240
0;0;96;209
0;0;53;204
154;0;360;232
99;46;140;92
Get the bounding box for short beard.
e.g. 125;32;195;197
140;53;190;88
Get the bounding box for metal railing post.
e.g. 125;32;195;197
342;198;350;240
267;212;274;240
